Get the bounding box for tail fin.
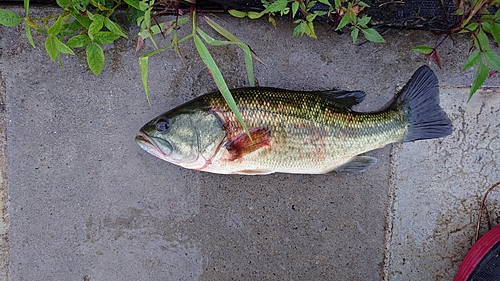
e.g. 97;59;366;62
391;66;452;142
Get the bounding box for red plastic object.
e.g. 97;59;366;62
455;224;500;281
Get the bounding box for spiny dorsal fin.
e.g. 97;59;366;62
315;90;366;109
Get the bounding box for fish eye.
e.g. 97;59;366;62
155;119;171;134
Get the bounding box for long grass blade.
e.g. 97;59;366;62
197;26;255;86
139;56;150;104
193;34;250;136
203;16;261;86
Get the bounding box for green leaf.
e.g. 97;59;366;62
261;0;289;14
351;27;359;43
334;0;341;9
462;49;481;71
73;0;90;11
357;15;370;27
193;34;250;137
481;22;492;33
139;56;150;104
66;35;91;48
138;1;150;11
306;1;316;10
104;18;128;38
25;24;35;48
248;11;263;19
305;13;318;22
336;11;354;30
88;20;104;40
47;15;64;35
64;20;81;30
24;0;30;16
56;0;72;8
469;62;489;101
491;23;500;46
292;1;299;18
268;15;276;27
71;11;92;28
24;0;35;48
0;9;22;26
228;10;247;18
358;1;370;7
124;0;140;9
361;28;386;43
462;22;478;32
53;37;75;55
317;0;332;8
90;0;106;10
93;31;120;44
45;35;60;61
305;20;318;39
86;43;105;75
87;12;105;22
293;20;306;37
484;50;500;71
412;45;434;55
455;6;464;15
474;29;490;51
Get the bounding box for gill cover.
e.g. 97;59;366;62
136;108;226;168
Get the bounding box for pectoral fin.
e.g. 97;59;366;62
226;126;271;161
331;156;377;173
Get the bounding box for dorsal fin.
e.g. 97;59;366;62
316;90;366;109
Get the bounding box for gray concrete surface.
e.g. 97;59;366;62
386;86;500;280
0;6;499;281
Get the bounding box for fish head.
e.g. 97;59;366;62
136;107;226;169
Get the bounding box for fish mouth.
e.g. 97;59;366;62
135;129;171;158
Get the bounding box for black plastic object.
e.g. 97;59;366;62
468;241;500;280
455;224;500;281
2;0;497;31
207;0;498;31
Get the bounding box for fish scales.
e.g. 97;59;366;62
136;66;452;174
185;89;405;173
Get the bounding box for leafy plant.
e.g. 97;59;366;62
0;0;259;135
0;0;128;75
412;0;500;100
228;0;385;43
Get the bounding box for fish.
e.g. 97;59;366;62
136;65;452;175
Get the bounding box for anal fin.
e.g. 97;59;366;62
331;156;377;173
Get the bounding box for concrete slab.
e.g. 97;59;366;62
0;50;9;281
0;5;499;281
1;8;392;280
386;86;500;280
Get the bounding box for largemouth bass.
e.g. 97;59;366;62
136;66;452;175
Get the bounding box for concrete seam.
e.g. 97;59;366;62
382;141;400;280
0;40;10;281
